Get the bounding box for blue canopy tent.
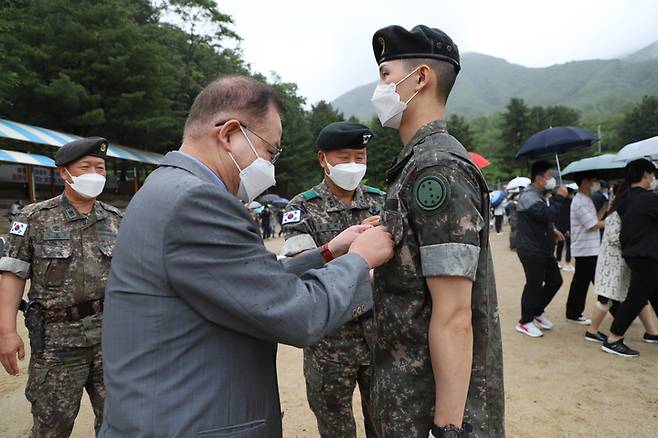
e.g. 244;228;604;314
0;118;165;201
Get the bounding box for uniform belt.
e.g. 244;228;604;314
44;298;104;323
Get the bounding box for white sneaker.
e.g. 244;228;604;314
562;264;575;272
567;315;592;325
534;313;554;330
515;321;543;337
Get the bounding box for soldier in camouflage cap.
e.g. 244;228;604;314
0;137;122;437
369;25;505;437
282;121;384;438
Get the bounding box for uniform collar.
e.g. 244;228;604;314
315;180;369;212
386;120;448;183
59;194;107;223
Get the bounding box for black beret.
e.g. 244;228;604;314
316;122;373;151
55;137;108;166
372;25;460;73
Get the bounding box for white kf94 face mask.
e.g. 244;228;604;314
370;66;421;129
66;169;106;199
325;161;367;191
228;126;276;203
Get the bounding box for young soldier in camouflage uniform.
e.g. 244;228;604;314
0;138;122;437
369;26;505;437
282;122;384;438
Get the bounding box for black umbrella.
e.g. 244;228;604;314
515;126;599;183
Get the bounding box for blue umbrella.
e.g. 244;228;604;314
259;194;282;202
561;154;625;179
271;197;289;206
516;126;599;183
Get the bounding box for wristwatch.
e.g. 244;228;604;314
431;422;472;438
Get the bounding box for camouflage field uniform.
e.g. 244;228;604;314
371;120;505;437
0;194;122;437
282;181;384;438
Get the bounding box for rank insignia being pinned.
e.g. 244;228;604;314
10;221;28;236
282;210;302;225
414;175;449;211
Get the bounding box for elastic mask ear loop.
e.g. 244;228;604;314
395;66;422;104
394;66;421;87
227;125;260;172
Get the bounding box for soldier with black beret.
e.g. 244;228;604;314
282;121;384;437
369;25;505;437
0;137;122;436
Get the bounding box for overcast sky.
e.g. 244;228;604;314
220;0;658;105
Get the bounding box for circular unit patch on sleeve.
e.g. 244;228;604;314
414;175;449;211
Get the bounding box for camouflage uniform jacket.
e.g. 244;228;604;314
282;180;384;360
371;120;505;437
0;194;122;348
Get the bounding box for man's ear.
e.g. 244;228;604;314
58;166;69;182
217;119;242;152
317;150;326;168
416;64;432;92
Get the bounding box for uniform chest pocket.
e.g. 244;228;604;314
34;243;72;288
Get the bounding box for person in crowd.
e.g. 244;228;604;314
282;121;383;438
100;75;394;436
555;185;576;272
506;191;521;250
261;205;272;238
0;138;122;437
603;159;658;357
565;171;605;325
368;25;504;438
8;200;24;218
587;181;658;343
515;160;568;338
493;195;506;235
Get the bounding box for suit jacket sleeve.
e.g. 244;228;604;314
162;183;372;347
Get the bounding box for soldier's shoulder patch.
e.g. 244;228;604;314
9;221;28;236
301;189;319;201
365;185;385;196
282;210;302;225
414;175;449;212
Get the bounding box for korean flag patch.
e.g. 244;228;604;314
10;221;28;236
282;210;302;225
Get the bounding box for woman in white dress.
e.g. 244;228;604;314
587;182;658;342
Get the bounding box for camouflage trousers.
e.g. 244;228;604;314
304;319;376;438
26;344;105;438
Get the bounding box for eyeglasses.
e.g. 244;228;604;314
215;121;283;164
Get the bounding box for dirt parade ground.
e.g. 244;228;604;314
0;227;656;437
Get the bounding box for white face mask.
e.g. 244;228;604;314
228;126;276;203
65;169;106;199
650;177;657;191
590;181;601;193
325;160;367;191
370;67;421;129
544;177;557;191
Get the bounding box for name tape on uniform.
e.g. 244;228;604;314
282;210;302;225
10;221;28;236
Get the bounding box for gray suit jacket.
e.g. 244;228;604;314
100;152;372;438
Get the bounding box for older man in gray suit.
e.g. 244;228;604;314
100;76;393;437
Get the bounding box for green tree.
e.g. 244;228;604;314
447;114;475;149
618;95;658;146
269;80;316;198
307;101;344;140
364;117;403;189
0;0;245;153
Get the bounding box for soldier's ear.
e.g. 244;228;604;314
416;64;432;92
317;151;327;171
